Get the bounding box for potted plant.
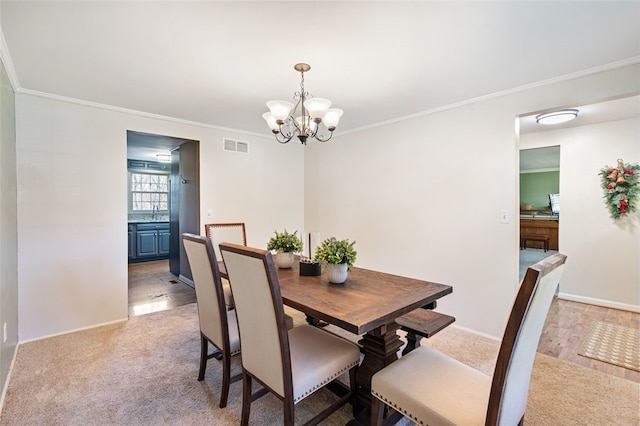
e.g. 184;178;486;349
267;229;303;268
313;237;357;284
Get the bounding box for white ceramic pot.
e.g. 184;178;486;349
274;251;294;269
327;262;348;284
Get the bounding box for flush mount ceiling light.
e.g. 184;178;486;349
156;153;171;163
535;109;579;125
263;63;343;145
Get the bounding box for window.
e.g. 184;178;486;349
129;172;169;212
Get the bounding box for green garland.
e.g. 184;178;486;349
599;159;640;219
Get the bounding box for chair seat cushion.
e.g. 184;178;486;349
371;346;491;426
288;325;360;403
222;278;234;308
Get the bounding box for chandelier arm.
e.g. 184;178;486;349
313;130;334;143
274;131;293;144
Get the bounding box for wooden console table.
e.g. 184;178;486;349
520;219;558;250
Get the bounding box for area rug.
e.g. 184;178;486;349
579;321;640;372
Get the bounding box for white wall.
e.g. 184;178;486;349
305;64;640;337
0;55;17;398
16;94;304;341
521;117;639;311
15;64;640;341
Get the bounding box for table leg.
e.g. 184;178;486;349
355;321;403;411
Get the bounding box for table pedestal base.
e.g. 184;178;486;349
355;322;403;410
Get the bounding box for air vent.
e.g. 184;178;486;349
223;138;249;154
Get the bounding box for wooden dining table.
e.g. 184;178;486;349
218;258;453;414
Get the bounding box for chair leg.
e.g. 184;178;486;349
349;366;358;417
370;396;384;426
241;371;252;426
284;397;295;426
219;350;231;408
198;334;208;381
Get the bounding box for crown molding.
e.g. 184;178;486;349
340;56;640;136
0;28;21;91
16;87;271;139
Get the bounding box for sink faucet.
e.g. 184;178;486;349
152;205;159;221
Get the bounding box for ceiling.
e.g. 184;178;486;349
2;1;639;145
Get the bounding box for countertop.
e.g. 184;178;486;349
128;220;169;224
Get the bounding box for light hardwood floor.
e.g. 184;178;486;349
128;259;639;383
128;259;196;318
539;297;639;383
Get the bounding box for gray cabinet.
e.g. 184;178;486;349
158;228;171;255
128;224;135;260
128;222;170;262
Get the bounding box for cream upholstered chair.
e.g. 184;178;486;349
204;223;247;309
370;253;567;426
219;242;361;426
182;233;241;408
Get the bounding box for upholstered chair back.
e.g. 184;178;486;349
182;234;228;349
488;255;566;425
220;243;289;398
204;222;247;260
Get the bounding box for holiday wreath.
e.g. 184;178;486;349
599;159;640;219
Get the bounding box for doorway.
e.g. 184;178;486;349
127;130;200;316
517;146;560;281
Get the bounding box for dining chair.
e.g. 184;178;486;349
219;242;361;426
204;222;247;309
182;233;241;409
370;252;567;426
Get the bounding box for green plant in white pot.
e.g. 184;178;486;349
313;237;357;284
267;229;303;269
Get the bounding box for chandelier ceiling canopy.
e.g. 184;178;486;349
263;63;343;145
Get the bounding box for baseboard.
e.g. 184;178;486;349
18;317;128;345
450;323;501;342
557;292;640;313
179;275;194;288
0;343;18;413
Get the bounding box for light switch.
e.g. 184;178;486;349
500;210;510;224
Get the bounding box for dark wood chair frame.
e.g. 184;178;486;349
181;233;242;408
220;243;358;426
371;253;567;426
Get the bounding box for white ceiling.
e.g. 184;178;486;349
2;1;639;145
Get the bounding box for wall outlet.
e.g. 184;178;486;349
500;210;510;224
3;322;6;343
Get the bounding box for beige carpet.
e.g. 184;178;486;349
1;303;638;426
578;321;640;372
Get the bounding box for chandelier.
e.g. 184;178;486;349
262;63;343;145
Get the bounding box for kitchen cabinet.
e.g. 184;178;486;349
128;222;170;262
128;224;135;261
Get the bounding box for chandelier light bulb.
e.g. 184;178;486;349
266;100;294;122
322;108;344;130
303;98;332;120
262;112;280;132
